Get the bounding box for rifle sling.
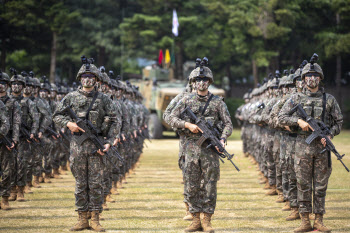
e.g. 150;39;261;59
85;91;99;120
321;92;326;123
201;94;214;116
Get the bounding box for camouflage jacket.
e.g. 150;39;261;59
124;99;138;133
278;88;343;138
53;87;121;145
0;100;10;137
0;95;21;142
163;90;189;124
167;92;233;140
113;98;129;137
31;96;52;133
12;95;39;136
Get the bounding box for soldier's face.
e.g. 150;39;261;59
11;82;23;93
305;74;320;89
50;91;57;99
81;75;96;88
296;80;304;90
0;81;8;93
57;94;63;101
195;77;210;91
39;90;49;99
101;83;109;93
23;85;33;95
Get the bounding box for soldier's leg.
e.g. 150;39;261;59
0;148;15;209
24;143;34;193
287;137;298;208
32;148;43;188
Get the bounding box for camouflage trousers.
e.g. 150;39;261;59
51;141;61;170
272;130;282;193
70;138;104;212
263;128;276;186
294;135;332;214
0;146;15;197
183;138;220;214
286;134;298;208
11;139;30;187
59;142;70;167
279;133;290;200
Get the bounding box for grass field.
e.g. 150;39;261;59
1;130;349;232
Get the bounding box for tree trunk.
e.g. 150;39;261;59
49;31;57;83
252;59;258;87
1;39;6;71
175;40;183;80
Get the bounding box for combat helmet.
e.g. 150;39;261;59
0;70;10;83
76;55;101;81
99;66;111;85
50;83;58;93
301;53;324;80
10;68;26;86
40;76;51;93
284;69;296;87
189;57;213;84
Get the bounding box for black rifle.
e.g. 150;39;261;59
257;103;265;109
60;106;124;169
20;123;46;155
1;135;19;155
46;126;70;150
289;104;349;172
181;107;240;171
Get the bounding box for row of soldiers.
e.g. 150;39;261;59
0;59;150;232
235;55;343;232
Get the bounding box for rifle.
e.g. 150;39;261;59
60;106;124;170
46;126;70;150
289;104;349;172
181;107;240;171
257;103;265;109
0;135;19;155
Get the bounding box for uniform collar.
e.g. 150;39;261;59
304;87;323;97
78;86;98;97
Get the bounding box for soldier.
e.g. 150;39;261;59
53;56;120;232
0;70;15;210
9;68;39;202
167;58;233;233
279;54;343;232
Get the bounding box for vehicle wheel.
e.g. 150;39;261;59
148;113;163;139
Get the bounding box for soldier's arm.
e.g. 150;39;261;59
120;103;129;136
0;103;10;137
53;94;73;129
166;96;188;129
218;100;233;140
103;95;121;145
37;99;52;133
163;92;184;122
12;101;22;142
278;96;300;127
28;99;39;135
328;95;343;137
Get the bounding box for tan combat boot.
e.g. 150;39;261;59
111;181;119;195
282;201;291;211
184;212;202;232
90;211;105;232
33;176;41;188
266;185;278;195
118;180;124;189
313;214;331;232
286;208;300;221
263;182;271;189
201;213;215;233
17;186;26;202
294;213;313;232
70;211;90;231
102;196;109;211
60;165;67;175
259;177;268;185
183;203;193;221
106;194;115;203
39;175;44;183
53;168;62;179
44;173;52;183
1;196;11;210
25;182;33;194
276;190;284;203
9;187;17;201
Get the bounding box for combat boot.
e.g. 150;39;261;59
313;214;331;232
111;181;119;195
293;213;313;232
39;175;44;183
183;203;193;221
1;196;11;210
9;187;17;201
259;177;268;184
106;194;115;203
184;212;202;232
53;168;62;179
33;176;41;188
44;173;52;183
276;191;284;203
202;213;215;233
263;182;271;189
265;185;277;195
118;180;124;189
282;201;291;211
286;208;300;221
17;186;26;202
25;182;33;194
90;211;105;232
70;211;90;231
60;165;67;175
102;196;109;211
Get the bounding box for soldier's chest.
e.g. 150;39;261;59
300;96;324;120
71;95;103;115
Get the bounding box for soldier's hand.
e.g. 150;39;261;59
215;139;225;153
134;130;137;138
321;136;331;147
98;144;111;155
122;134;126;141
284;126;291;132
113;138;120;146
6;142;15;151
38;132;43;138
185;122;203;134
297;119;313;131
67;122;85;133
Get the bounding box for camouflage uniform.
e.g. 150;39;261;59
168;91;233;214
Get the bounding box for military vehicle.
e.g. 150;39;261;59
132;62;225;139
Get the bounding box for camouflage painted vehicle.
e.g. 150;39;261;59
132;64;225;139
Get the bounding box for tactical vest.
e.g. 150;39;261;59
2;96;14;131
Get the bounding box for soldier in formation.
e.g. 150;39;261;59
236;54;343;233
165;57;233;233
0;57;149;232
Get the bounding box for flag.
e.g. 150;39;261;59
172;9;179;37
165;49;171;64
158;49;163;65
